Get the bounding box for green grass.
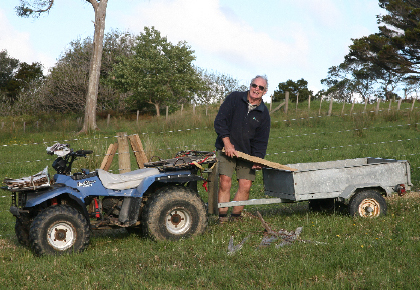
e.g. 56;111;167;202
0;100;419;289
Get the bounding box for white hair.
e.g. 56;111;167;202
250;75;268;91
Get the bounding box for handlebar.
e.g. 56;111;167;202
74;150;93;157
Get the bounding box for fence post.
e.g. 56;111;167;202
107;114;111;127
319;96;323;115
375;98;381;115
284;91;289;114
397;99;402;110
207;162;219;215
117;132;131;173
388;99;392;111
136;110;139;124
166;106;169;120
364;99;368;112
341;101;345;115
411;98;416;111
270;95;273;111
296;92;299;111
181;104;183;116
193;104;196;115
308;95;311;110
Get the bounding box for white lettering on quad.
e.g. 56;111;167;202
77;180;96;187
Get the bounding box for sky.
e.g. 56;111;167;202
0;0;385;101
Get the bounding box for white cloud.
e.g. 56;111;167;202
0;8;56;72
0;9;33;61
123;0;310;73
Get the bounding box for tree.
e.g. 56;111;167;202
0;50;19;91
195;68;246;105
16;0;109;132
321;65;354;102
273;79;313;102
0;50;43;105
37;31;134;113
6;62;44;104
346;1;420;75
322;61;379;102
109;27;202;116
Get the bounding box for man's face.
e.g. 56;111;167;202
249;77;267;100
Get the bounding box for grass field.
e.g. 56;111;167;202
0;100;419;289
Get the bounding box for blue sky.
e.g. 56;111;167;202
0;0;384;101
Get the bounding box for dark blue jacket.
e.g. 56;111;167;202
214;91;271;158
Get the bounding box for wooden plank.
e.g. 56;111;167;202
128;134;148;169
117;132;131;173
223;149;297;171
269;101;285;115
100;143;118;171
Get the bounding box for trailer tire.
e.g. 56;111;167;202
29;205;90;256
142;186;207;241
15;218;30;247
349;189;387;218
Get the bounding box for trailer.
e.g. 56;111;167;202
218;157;412;217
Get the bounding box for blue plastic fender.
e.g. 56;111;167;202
25;185;86;208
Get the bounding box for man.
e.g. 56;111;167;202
214;75;271;223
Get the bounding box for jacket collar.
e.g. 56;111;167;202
242;91;266;112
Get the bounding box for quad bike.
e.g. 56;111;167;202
2;143;215;256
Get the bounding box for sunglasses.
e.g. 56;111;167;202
251;83;265;91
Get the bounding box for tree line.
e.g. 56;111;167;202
0;28;245;118
5;0;418;124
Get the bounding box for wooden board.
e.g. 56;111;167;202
223;149;297;171
100;143;118;171
128;134;148;169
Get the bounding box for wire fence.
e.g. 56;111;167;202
1;102;419;238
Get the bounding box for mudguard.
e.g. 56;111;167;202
25;185;86;207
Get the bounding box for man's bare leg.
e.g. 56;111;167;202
218;174;232;216
231;179;252;215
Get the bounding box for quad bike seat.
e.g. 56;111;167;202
97;168;160;190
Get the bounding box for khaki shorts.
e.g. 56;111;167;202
217;150;256;181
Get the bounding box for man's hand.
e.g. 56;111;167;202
222;137;237;158
252;163;263;170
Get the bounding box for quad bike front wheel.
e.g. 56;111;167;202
142;186;208;241
29;205;90;256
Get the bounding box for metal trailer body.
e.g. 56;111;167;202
218;157;411;208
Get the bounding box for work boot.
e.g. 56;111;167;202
218;214;229;224
229;213;243;222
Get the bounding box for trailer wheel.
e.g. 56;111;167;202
29;205;90;256
349;190;387;217
15;218;30;247
142;186;207;241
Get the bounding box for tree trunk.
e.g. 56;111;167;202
154;103;160;117
80;0;108;133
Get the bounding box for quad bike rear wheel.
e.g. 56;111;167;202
142;186;207;241
15;218;30;247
